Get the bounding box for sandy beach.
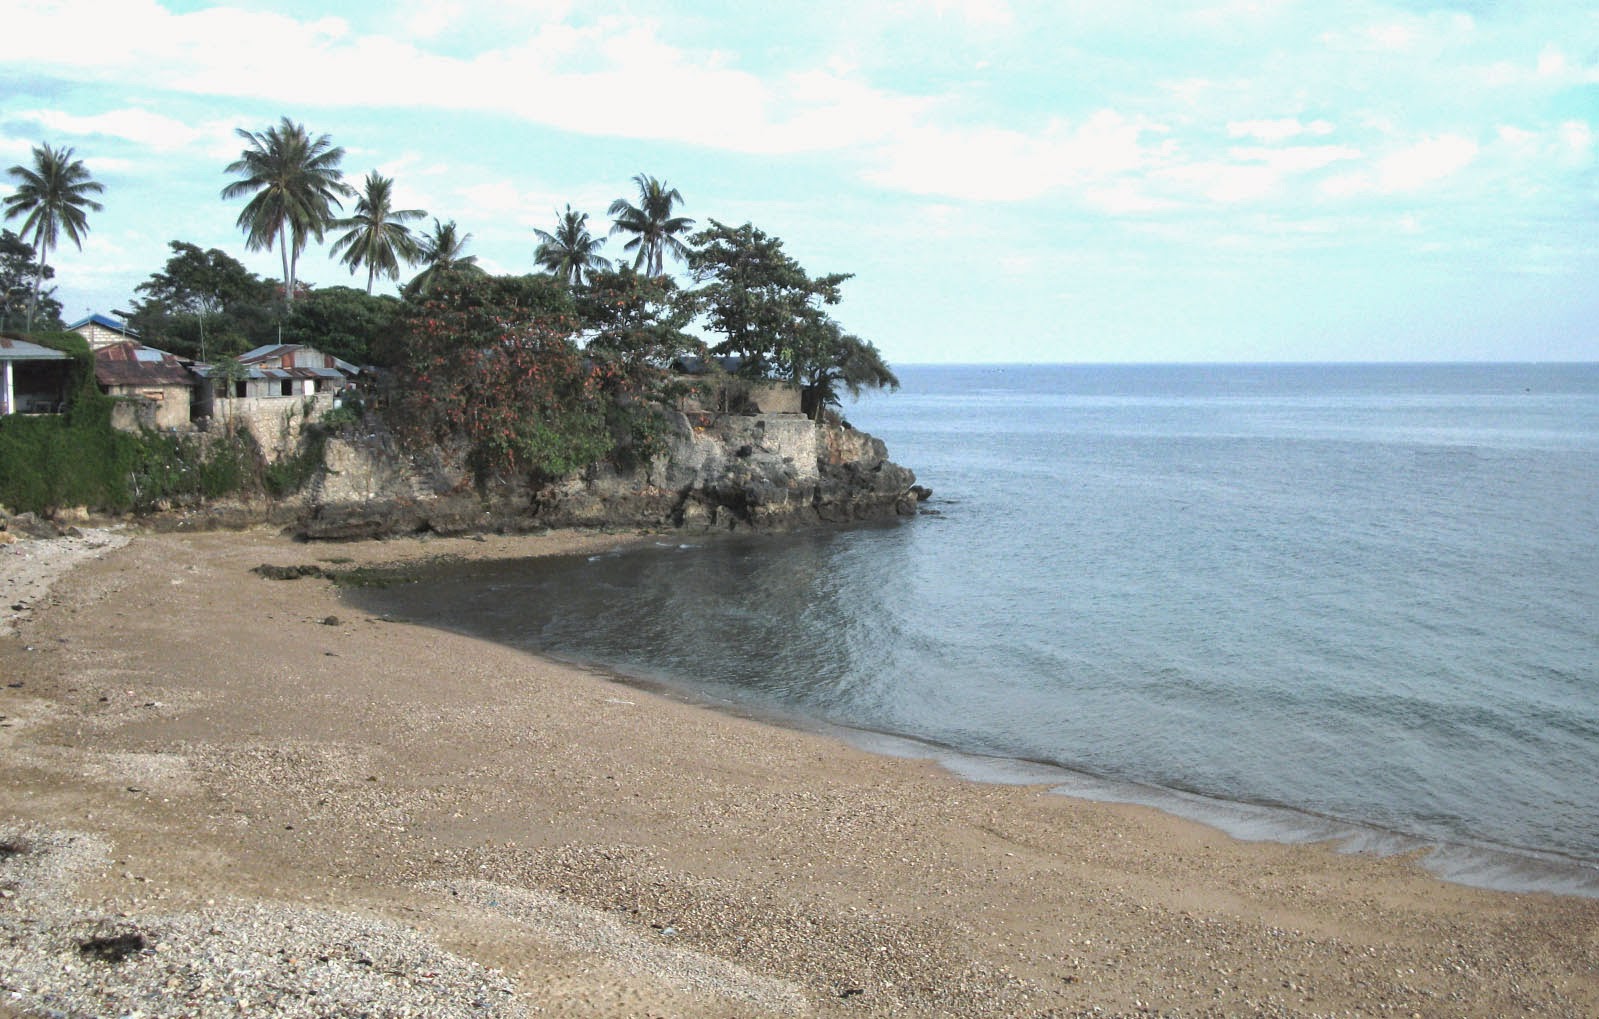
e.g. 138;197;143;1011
2;526;1597;1018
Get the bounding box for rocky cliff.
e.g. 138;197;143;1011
300;407;923;540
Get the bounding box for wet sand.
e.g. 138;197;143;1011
2;527;1597;1017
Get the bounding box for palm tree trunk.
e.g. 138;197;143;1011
279;224;293;305
26;240;46;332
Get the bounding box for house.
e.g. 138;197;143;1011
193;344;359;461
68;313;139;350
0;335;72;416
217;344;358;400
93;341;197;430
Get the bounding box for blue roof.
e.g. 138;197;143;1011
67;312;138;336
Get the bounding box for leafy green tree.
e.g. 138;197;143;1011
329;171;425;295
281;285;400;364
124;241;276;359
577;267;701;396
534;205;611;288
221;118;353;305
608;174;694;277
405;218;480;297
0;229;62;331
687;219;895;414
687;219;849;377
788;318;899;419
3;143;104;330
383;269;612;480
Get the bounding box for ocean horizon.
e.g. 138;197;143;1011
348;361;1599;897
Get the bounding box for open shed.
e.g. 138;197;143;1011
0;336;72;416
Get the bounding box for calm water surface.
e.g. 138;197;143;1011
349;364;1599;894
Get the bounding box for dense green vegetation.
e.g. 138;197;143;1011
0;333;263;514
2;117;901;514
1;229;62;331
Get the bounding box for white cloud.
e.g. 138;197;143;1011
400;0;464;38
1083;184;1178;215
1365;21;1418;52
922;0;1013;27
1536;45;1568;79
1378;134;1478;191
863;110;1168;202
1158;160;1280;204
1558;120;1594;161
1227;118;1335;142
11;108;208;152
1228;144;1362;174
1319;134;1478;197
456;180;536;219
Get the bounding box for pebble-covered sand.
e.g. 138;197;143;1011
2;526;1597;1018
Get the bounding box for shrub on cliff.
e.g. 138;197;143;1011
379;269;615;482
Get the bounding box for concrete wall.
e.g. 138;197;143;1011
211;393;334;461
105;385;192;431
235;377;325;400
72;322;133;349
680;379;802;415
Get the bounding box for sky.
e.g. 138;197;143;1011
3;0;1598;364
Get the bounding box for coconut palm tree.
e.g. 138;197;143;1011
3;142;104;330
407;218;479;296
220;117;352;305
534;205;611;288
329;172;426;294
608;174;694;277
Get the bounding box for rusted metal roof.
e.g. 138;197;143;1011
237;343;360;376
94;341;195;387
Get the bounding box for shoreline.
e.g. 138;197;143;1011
340;535;1599;903
2;527;1598;1017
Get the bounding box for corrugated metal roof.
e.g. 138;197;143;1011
66;312;138;336
235;343;360;376
94;341;194;387
238;344;291;363
190;364;345;382
0;337;71;360
251;366;344;381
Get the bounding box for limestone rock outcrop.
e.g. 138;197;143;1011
299;407;923;540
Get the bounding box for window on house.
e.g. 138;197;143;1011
280;379;293;397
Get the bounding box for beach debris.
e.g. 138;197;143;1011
78;928;147;963
320;614;342;626
251;563;327;580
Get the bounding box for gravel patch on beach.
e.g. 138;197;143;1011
0;528;128;639
426;879;809;1015
0;824;524;1019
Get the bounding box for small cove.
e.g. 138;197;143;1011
346;363;1599;896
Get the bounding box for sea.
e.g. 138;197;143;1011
346;363;1599;896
